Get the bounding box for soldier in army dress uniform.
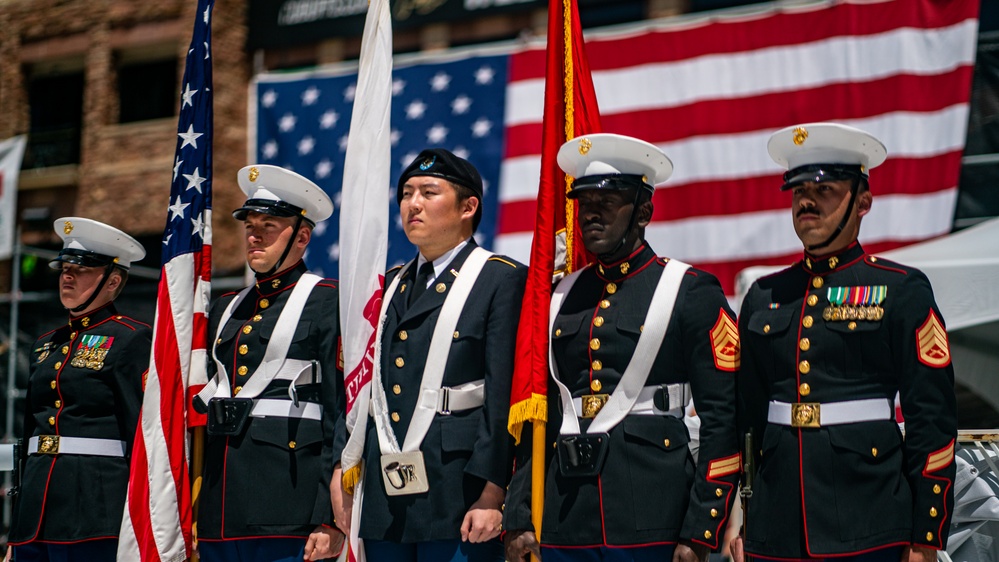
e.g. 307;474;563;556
734;123;958;562
8;218;149;562
333;148;526;562
504;134;741;562
195;165;344;562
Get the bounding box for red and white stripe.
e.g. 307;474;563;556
496;0;979;294
118;215;212;562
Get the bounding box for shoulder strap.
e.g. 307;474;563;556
401;247;493;452
196;274;323;404
236;273;323;399
380;261;413;320
197;286;253;405
550;260;690;435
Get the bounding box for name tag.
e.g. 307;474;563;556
380;451;430;496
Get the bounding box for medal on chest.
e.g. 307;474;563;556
35;342;56;363
822;285;887;322
70;335;114;370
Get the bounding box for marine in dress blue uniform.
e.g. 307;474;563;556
196;165;345;562
504;135;741;562
335;149;526;562
735;123;958;562
10;218;149;562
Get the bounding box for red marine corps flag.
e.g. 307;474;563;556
506;0;601;550
119;0;214;559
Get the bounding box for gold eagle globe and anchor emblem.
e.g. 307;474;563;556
791;403;821;428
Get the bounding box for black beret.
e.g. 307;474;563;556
397;148;484;204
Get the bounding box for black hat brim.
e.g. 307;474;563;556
780;164;866;191
49;249;117;270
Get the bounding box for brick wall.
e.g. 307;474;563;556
0;0;250;276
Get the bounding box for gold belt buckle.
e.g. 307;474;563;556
581;394;610;418
38;435;60;454
791;403;821;428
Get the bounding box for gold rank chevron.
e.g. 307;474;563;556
707;453;741;479
710;311;740;371
924;441;954;474
916;311;950;368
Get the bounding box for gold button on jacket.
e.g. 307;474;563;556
506;244;740;549
197;263;342;541
737;242;958;557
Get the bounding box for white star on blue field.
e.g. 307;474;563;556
255;54;509;278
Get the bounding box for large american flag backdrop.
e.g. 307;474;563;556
251;0;978;295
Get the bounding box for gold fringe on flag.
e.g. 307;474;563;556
562;0;577;273
508;394;549;445
341;462;363;495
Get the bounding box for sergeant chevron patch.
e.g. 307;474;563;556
710;310;740;372
916;311;951;368
924;440;955;474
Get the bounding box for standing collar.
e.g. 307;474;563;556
255;260;308;296
68;302;118;331
801;242;866;275
595;242;658;282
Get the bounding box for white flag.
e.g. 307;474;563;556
0;135;27;261
338;0;392;559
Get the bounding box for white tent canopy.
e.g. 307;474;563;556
735;217;999;415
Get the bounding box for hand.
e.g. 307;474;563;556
730;534;746;562
673;540;710;562
304;525;345;561
902;545;938;562
330;465;352;536
504;530;542;562
5;545;11;562
460;481;504;543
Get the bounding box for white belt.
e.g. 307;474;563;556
28;436;126;457
418;380;485;415
767;398;893;428
250;399;323;421
571;383;689;419
0;443;16;470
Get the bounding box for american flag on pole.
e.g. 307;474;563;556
119;0;213;560
252;0;978;297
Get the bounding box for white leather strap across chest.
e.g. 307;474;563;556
372;247;492;454
549;259;690;435
196;273;322;405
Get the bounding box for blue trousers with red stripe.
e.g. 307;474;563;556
752;546;905;562
12;539;117;562
539;544;676;562
363;538;503;562
198;537;307;562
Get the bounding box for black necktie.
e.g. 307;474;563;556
409;261;435;306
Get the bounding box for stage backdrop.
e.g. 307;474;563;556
249;0;979;295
